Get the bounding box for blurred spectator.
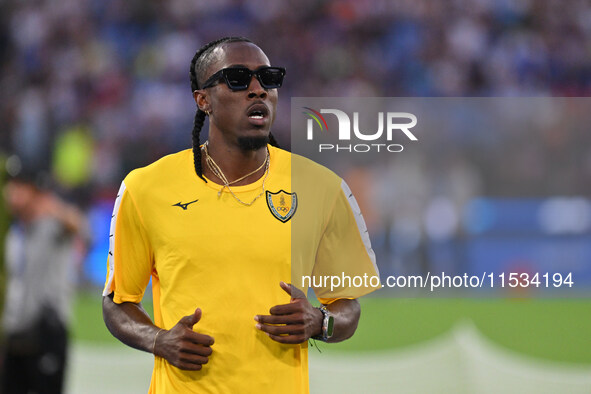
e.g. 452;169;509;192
0;154;9;319
1;156;88;394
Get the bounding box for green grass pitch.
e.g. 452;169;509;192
74;291;591;364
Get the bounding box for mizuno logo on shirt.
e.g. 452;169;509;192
172;199;198;210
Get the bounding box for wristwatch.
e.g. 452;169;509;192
312;306;334;342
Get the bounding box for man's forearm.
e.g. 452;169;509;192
325;298;360;343
102;293;160;354
103;295;215;370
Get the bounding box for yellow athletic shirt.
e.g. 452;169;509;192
103;145;379;393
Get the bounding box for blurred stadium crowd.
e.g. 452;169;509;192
1;0;591;286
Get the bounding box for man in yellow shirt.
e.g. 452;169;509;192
102;37;379;393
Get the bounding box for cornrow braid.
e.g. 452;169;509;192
190;37;246;181
189;37;281;182
268;132;280;148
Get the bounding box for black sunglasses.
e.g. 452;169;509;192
201;66;286;91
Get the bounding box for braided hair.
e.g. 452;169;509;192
189;37;281;182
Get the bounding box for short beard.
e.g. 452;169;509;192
237;135;269;151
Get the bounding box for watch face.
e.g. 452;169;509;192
326;315;335;337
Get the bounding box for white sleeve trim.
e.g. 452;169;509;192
341;179;379;275
102;181;127;296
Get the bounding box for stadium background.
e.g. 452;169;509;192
1;0;591;392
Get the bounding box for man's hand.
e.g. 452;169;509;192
254;281;323;344
154;308;214;371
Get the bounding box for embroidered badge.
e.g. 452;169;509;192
266;190;297;222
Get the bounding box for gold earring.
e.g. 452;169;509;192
205;110;211;116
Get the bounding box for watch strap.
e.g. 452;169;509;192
311;306;333;342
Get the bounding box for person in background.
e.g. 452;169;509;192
1;156;88;394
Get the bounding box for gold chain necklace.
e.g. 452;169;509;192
202;141;270;206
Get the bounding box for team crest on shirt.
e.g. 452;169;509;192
266;190;297;222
